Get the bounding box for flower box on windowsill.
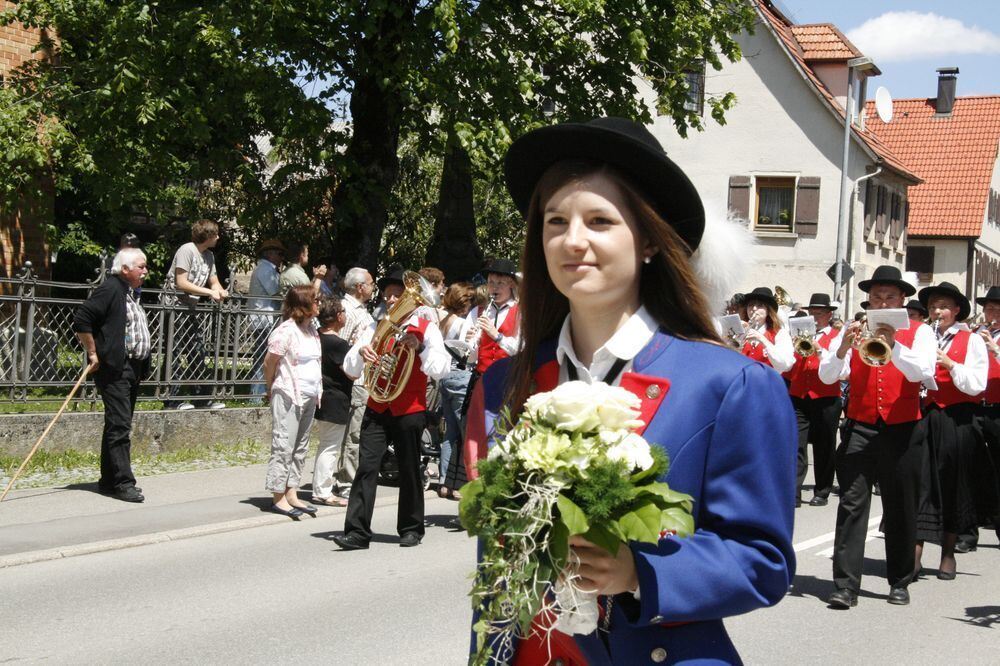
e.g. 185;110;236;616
755;226;797;239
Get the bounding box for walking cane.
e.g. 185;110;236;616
0;363;95;503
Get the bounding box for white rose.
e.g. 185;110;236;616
594;387;644;430
546;381;603;432
606;432;655;472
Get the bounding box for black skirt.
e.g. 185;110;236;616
916;403;980;543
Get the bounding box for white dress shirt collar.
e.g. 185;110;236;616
556;306;659;382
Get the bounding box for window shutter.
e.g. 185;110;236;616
889;193;901;246
793;177;820;235
876;185;888;237
727;176;751;220
863;180;876;237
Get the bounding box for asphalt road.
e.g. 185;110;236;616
2;493;997;664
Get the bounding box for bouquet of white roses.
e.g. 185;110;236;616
460;381;694;665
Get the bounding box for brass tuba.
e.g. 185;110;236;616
774;285;792;307
364;271;441;403
857;317;892;367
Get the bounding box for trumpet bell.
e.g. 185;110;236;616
859;336;892;367
793;336;818;357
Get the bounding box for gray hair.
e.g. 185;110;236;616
110;248;147;274
343;267;370;292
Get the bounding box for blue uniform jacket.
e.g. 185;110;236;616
476;331;797;665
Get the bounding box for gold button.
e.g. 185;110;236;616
651;647;668;663
646;385;661;399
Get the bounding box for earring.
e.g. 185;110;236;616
643;255;653;264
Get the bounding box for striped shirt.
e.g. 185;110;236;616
341;293;374;345
124;290;151;360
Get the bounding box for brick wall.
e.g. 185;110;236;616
1;2;52;286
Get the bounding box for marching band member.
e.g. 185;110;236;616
459;258;522;375
819;265;936;609
786;294;842;507
913;282;987;580
741;287;795;372
905;299;928;323
466;117;796;664
971;287;1000;551
333;268;451;550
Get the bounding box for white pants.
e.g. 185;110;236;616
265;391;317;493
311;419;348;499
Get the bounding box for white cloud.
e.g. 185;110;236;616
846;11;1000;63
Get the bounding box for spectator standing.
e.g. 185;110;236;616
310;299;354;506
73;248;152;503
161;219;228;410
280;242;327;296
437;282;476;499
247;239;285;401
263;285;323;519
335;267;376;497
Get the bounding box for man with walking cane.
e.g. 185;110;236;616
73;248;153;503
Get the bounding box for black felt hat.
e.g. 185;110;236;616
377;267;407;291
806;293;836;310
918;281;971;321
483;258;519;280
746;287;778;309
860;301;870;310
975;286;1000;306
857;265;916;296
503;117;705;252
905;299;928;317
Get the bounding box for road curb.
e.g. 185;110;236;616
0;489;441;569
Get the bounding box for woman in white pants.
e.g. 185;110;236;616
311;298;354;506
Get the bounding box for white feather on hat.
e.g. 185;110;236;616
690;200;757;313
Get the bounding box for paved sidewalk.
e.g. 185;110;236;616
0;463;427;568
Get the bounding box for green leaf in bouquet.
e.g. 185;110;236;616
631;482;694;511
549;519;570;569
619;502;663;544
661;506;696;537
630;447;670;484
458;479;484;532
556;493;590;536
584;521;625;556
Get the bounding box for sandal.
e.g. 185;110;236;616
312;495;348;507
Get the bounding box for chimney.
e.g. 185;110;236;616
935;67;959;115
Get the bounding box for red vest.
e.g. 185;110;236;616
476;303;519;374
926;330;980;408
367;317;430;417
987;350;1000;404
742;328;777;367
846;319;923;425
787;328;842;399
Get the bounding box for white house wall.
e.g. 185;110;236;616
640;22;897;312
973;150;1000;304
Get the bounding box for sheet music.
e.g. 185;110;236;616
788;315;816;337
717;314;745;345
865;308;910;332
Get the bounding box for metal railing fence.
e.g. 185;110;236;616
0;263;282;404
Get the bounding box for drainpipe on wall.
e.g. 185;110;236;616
967;239;975;304
849;167;883;312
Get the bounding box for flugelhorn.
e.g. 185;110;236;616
364;271;441;403
856;317;892;367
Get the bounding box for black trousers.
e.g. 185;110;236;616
344;408;426;541
792;395;842;499
832;418;923;592
95;358;143;491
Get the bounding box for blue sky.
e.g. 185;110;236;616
775;0;1000;99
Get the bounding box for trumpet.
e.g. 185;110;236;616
856;317;892;367
743;311;765;348
969;313;996;333
793;334;818;357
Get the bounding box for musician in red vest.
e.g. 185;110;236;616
334;268;452;550
741;287;794;373
913;282;987;579
905;299;928;323
787;293;842;507
971;286;1000;551
461;257;521;375
819;265;936;608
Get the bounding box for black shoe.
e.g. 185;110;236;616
399;532;423;548
954;541;976;554
333;533;370;550
809;496;829;507
112;486;145;503
936;570;956;581
269;504;303;520
795;497;802;508
294;504;318;516
827;589;858;609
887;587;910;605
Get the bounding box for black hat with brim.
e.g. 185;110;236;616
377;267;407;291
905;299;928;317
857;265;916;296
806;293;836;310
975;286;1000;306
503;117;705;252
860;301;870;310
918;281;971;321
483;258;519;279
745;287;778;309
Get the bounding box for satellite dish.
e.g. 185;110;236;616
875;86;893;123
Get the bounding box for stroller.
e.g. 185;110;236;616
378;380;443;490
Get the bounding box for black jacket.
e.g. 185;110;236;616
73;276;150;382
314;332;353;423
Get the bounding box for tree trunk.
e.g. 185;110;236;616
424;132;483;281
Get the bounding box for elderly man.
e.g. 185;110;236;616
73;249;152;503
331;266;376;497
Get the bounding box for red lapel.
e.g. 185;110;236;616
532;359;560;393
619;372;670;435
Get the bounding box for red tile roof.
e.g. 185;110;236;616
789;24;862;61
865;96;1000;237
756;2;919;183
